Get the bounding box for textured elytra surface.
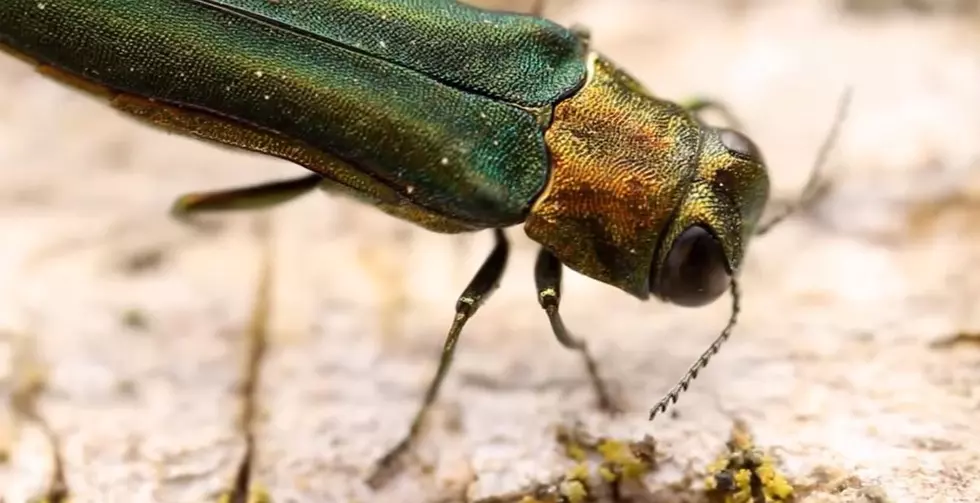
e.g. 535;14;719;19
1;1;980;503
0;0;560;227
199;0;589;107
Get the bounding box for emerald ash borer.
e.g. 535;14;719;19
0;0;848;487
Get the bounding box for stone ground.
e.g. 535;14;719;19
1;0;979;502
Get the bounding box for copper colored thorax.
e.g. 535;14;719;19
525;53;770;300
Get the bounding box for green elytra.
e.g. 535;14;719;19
0;0;847;489
0;0;586;227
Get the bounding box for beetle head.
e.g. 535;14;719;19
649;126;769;306
525;54;769;302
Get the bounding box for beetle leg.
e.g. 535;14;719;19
367;229;511;488
170;174;322;222
528;0;592;45
534;248;620;413
529;0;547;16
679;97;744;131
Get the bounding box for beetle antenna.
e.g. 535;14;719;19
755;87;853;235
648;278;741;420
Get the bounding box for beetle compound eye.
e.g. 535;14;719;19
719;128;763;164
656;225;730;307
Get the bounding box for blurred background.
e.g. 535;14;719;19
1;0;979;502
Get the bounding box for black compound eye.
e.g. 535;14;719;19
719;128;763;163
655;225;730;307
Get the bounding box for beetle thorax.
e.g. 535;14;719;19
524;54;702;299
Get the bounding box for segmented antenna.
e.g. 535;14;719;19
648;279;741;420
648;88;853;420
755;87;853;235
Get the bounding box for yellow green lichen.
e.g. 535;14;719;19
565;462;590;481
474;425;660;502
598;465;617;483
557;427;589;463
596;438;649;480
558;479;588;503
216;486;272;503
564;441;588;463
757;461;794;500
705;422;794;503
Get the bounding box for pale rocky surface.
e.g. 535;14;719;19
0;1;978;502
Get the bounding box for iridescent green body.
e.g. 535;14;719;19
0;0;587;228
0;0;802;488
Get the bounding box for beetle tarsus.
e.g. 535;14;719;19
534;248;620;414
367;229;511;489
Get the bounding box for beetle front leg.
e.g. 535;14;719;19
529;0;592;45
170;173;323;223
367;229;511;488
534;248;620;413
679;96;744;131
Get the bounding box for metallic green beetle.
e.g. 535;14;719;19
0;0;844;487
